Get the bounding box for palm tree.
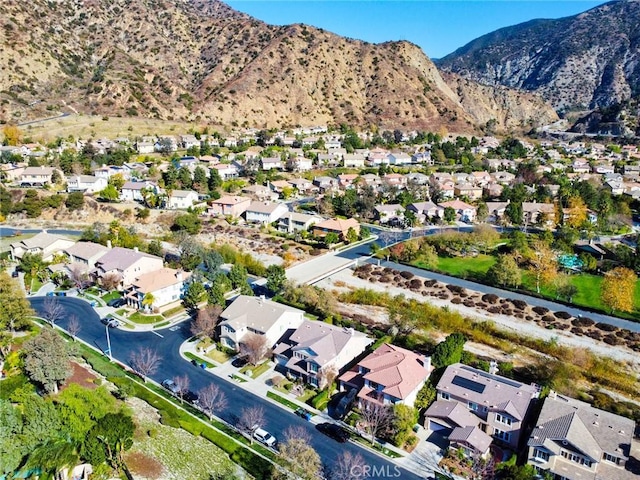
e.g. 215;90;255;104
26;440;80;480
142;292;155;311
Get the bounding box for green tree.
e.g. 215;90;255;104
208;168;222;191
0;399;26;475
414;380;436;410
229;264;249;290
487;254;521;288
147;239;163;257
432;333;466;369
0;271;35;358
443;207;456;223
505;201;523;226
99;184;119;202
178;167;193;189
323;232;339;247
346;227;359;244
65;191;84;211
55;384;119;442
84;412;135;469
142;292;155;310
171;213;201;235
23;329;71;394
418;243;438;269
390;404;418;447
208;275;230;306
266;264;287;294
193;166;207;191
476;202;489;222
107;173;126;191
183;281;206;310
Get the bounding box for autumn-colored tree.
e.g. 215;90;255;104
565;196;588;229
527;241;558;293
601;267;637;313
239;332;270;366
2;124;22;146
190;304;222;339
100;272;121;291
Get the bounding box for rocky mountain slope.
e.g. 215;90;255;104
437;0;640;113
0;0;557;132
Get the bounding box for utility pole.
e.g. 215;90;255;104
105;323;112;361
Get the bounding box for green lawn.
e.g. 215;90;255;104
414;254;496;279
128;312;164;324
101;291;122;302
162;305;186;318
206;349;231;364
240;360;271;379
266;391;299;411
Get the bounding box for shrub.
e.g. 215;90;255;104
446;284;464;294
424;279;438;288
532;306;549;315
554;311;572;320
400;271;414;279
451;297;462;304
510;299;527;310
481;293;499;304
541;315;555;323
596;322;617;332
309;389;329;410
571;317;595;328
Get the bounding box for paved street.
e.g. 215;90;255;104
28;296;427;480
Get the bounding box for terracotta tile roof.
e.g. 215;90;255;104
132;268;191;293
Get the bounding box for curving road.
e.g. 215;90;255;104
29;297;423;480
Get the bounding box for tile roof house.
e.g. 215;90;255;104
92;247;164;289
312;217;360;240
20;166;63;186
10;232;76;262
207;195;251;218
277;212;321;234
63;241;109;270
439;200;477;222
339;343;432;408
273;320;373;388
407;201;443;223
242;184;279;202
166;190;199;209
125;267;191;310
526;392;638;480
244;201;289;224
427;363;540;451
66;175;107;193
374;204;405;225
454;183;483;201
218;295;305;351
287;178;316;194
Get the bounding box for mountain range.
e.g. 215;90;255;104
0;0;557;133
438;0;640;116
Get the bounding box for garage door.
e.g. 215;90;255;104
428;419;452;435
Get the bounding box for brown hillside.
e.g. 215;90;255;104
0;0;557;132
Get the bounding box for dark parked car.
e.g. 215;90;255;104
316;422;349;443
294;408;312;421
107;297;126;308
183;390;199;405
232;356;248;368
11;270;19;278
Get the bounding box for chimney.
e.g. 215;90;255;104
175;270;183;281
133;246;139;252
489;360;499;375
423;356;432;371
106;240;112;249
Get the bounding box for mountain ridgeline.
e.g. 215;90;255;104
0;0;557;132
437;0;640;114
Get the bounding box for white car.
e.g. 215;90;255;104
253;428;277;448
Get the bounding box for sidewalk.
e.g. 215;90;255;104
177;339;433;476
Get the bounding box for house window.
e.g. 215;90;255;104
440;392;450;400
309;376;318;387
561;451;592;468
533;448;549;462
468;402;478;411
496;413;512;426
603;453;621;465
308;362;318;373
493;428;511;442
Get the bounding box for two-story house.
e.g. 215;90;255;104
439;200;477;223
425;363;540;452
166;190;199;210
20;166;63;186
91;247;164;289
374;204;405;226
125;267;191;310
120;181;159;202
273;321;373;388
244;201;289;225
242;184;279;202
277;212;321;234
527;392;638;480
63;241;109;271
339;343;432;408
218;295;305;351
66;175;107;193
207;195;251;218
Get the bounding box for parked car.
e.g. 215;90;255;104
11;270;19;278
253;428;277;448
334;388;357;419
232;356;248;368
316;422;349;443
183;390;199;405
107;297;126;308
161;379;180;394
294;408;312;421
100;317;120;328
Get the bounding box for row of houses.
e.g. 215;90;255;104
216;294;638;480
10;232;189;311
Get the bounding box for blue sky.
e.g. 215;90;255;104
226;1;609;59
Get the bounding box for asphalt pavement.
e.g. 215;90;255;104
28;296;427;480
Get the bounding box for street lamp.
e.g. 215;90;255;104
105;323;112;361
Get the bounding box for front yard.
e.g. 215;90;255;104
239;360;271;379
128;312;165;324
